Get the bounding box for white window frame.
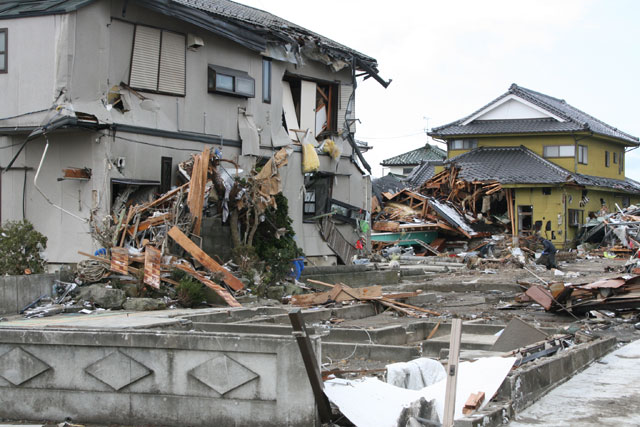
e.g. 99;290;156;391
543;145;575;158
449;139;478;150
578;145;588;164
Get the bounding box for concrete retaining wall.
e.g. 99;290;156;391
497;336;616;412
0;327;319;426
0;273;57;315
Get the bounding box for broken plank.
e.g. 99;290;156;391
173;263;241;307
110;247;129;275
143;246;162;289
378;297;440;315
168;226;244;291
306;279;336;288
127;212;172;236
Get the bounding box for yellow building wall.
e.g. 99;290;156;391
514;186;565;245
446;135;630;178
574;136;626;179
514;185;640;247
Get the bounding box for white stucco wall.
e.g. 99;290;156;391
0;0;370;264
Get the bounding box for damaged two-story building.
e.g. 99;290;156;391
427;84;640;248
0;0;389;266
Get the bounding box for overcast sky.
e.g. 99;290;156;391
239;0;640;179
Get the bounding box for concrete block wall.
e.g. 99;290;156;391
0;274;57;315
0;327;319;426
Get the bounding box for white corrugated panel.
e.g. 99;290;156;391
337;83;355;133
158;31;186;95
130;26;161;91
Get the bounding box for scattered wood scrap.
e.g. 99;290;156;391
168;226;244;291
296;279;440;317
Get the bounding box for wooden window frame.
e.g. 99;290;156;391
0;28;7;74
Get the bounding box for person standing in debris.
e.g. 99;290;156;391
536;236;558;270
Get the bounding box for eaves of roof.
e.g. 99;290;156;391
430;84;639;146
0;0;97;18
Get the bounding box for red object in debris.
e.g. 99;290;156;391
525;285;554;310
355;240;364;250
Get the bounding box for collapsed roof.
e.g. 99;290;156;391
445;145;640;194
430;84;639;145
0;0;388;85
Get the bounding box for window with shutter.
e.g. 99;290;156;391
129;25;185;96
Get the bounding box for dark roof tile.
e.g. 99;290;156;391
431;84;639;145
444;146;640;193
381;143;446;166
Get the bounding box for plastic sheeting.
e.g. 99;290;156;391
325;356;516;427
386;358;446;390
238;109;260;156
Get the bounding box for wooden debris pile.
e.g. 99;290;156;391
517;275;640;315
578;204;640;263
291;279;440;318
418;167;514;235
371;166;513;255
84;147;292;308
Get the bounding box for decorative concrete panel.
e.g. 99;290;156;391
0;327;319;426
85;350;152;391
0;347;51;386
189;354;259;395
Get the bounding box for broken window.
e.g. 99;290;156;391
111;178;160;215
578;145;588;164
208;64;255;98
605;151;610;167
329;199;366;226
303;173;333;220
517;205;533;234
160;157;172;194
129;25;186;96
542;187;551;195
568;209;583;227
282;75;339;139
262;58;271;103
0;28;6;73
448;139;477;150
543;145;574;158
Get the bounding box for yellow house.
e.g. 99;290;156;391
428;84;640;248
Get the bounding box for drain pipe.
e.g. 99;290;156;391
34;134;88;223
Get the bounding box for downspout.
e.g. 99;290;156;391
34;134;87;223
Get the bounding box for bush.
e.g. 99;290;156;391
176;276;205;308
253;193;304;286
0;220;47;275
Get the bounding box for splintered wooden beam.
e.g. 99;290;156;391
168;226;244;291
173;263;241;307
